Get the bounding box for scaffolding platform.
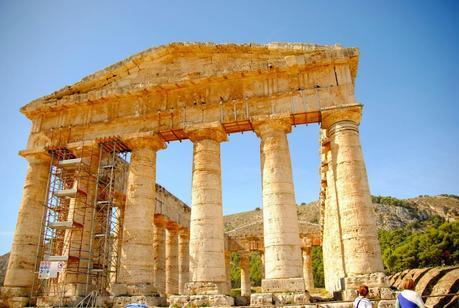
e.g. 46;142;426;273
49;221;83;229
47;255;80;262
55;188;87;198
57;158;83;169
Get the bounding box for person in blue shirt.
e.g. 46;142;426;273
396;278;425;308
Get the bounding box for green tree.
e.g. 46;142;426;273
312;246;325;288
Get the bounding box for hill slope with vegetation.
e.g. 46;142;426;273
224;194;459;288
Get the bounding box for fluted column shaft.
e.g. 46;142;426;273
4;152;50;289
240;254;251;296
178;229;189;295
322;144;346;292
154;217;166;294
165;225;179;295
253;116;304;292
323;110;384;276
117;136;165;293
302;247;314;291
187;124;228;293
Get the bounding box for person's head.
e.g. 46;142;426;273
401;278;415;290
358;285;369;297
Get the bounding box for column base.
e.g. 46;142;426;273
113;295;167;308
111;283;159;296
185;281;228;295
261;277;306;293
169;294;234;307
342;272;394;301
0;287;31;308
250;291;310;306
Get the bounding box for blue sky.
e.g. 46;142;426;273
0;0;458;254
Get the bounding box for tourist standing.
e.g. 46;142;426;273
396;278;425;308
353;285;373;308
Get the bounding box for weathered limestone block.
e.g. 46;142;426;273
186;123;228;294
113;295;167;308
166;225;179;295
253;115;305;292
184;282;220;295
343;273;393;301
273;292;310;305
3;151;50;296
261;277;306;293
425;268;459;307
415;266;452;296
169;294;234;307
116;135;166;294
178;229;190;295
250;293;273;306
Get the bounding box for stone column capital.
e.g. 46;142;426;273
19;149;51;164
123;132;166;151
251;114;292;138
184;122;228;143
321;105;362;129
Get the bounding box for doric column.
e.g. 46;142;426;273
252;115;305;292
116;135;166;294
165;223;179;295
4;151;50;292
321;133;346;292
185;123;228;294
240;253;251;296
178;228;189;295
321;106;384;278
260;251;265;279
225;251;232;294
153;215;166;294
302;246;314;291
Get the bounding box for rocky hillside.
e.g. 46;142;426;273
225;194;459;232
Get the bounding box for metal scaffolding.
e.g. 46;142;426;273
31;144;97;305
86;137;130;294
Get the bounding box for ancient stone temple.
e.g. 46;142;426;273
1;42;390;307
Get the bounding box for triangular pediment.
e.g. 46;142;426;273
21;42;358;116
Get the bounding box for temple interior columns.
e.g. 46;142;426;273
178;228;189;295
153;215;167;294
240;253;251;296
165;224;179;295
302;246;314;291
